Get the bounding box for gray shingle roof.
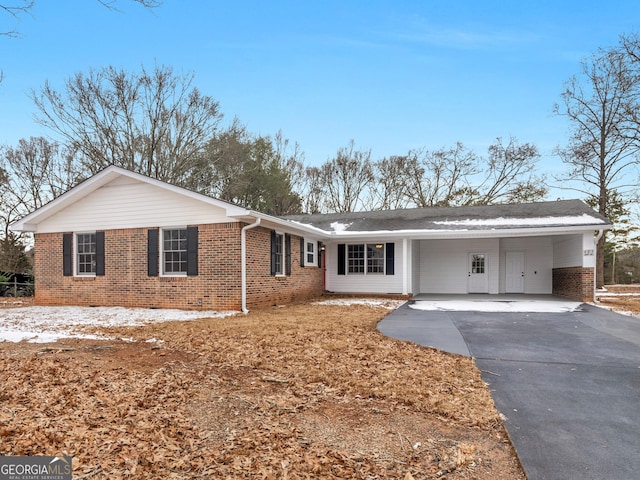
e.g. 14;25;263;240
284;200;609;233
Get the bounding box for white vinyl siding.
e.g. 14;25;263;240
552;233;597;269
37;179;234;233
325;241;403;294
499;237;553;294
552;234;584;268
419;238;500;294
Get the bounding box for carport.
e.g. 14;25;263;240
412;233;597;298
290;199;609;303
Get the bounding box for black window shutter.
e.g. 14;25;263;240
186;226;198;276
63;233;72;276
300;237;305;267
337;244;345;275
317;241;322;267
96;231;105;276
270;231;277;276
147;229;159;276
285;234;291;276
386;242;395;275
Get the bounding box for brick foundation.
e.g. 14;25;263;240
552;266;594;302
34;224;324;311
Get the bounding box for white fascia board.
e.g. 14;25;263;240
321;223;611;241
245;212;332;239
10;165;250;232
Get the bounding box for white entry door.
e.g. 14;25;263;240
468;253;489;293
505;252;525;293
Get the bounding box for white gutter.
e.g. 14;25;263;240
241;218;261;314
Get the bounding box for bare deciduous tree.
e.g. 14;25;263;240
31;64;222;185
0;137;76;230
371;155;415;210
366;139;544;212
0;137;77;271
1;1;34;37
554;44;640;287
403;143;479;207
476;137;545;205
319;140;374;213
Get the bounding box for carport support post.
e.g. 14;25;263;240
402;238;409;295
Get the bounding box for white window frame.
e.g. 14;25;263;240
346;242;385;275
366;243;385;274
304;238;317;267
75;232;96;277
161;227;188;277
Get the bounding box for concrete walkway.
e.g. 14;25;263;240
378;298;640;480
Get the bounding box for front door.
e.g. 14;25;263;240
468;253;489;293
505;252;525;293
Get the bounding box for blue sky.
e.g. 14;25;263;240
2;0;640;185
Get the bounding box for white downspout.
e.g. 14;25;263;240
241;218;261;314
594;229;605;301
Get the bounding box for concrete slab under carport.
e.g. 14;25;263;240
411;293;578;302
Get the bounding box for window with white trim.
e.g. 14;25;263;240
305;240;316;266
162;228;188;275
347;243;384;274
76;232;96;275
347;244;365;273
367;243;385;273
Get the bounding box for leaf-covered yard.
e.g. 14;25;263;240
0;300;525;479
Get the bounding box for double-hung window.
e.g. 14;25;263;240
76;233;96;275
270;231;291;276
273;232;284;275
305;240;316;266
162;228;188;275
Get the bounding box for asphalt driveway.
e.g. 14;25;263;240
378;300;640;480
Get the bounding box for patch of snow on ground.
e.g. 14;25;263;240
314;298;406;310
409;300;583;313
596;292;640;297
0;306;238;343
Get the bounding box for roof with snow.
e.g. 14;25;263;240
285;200;610;235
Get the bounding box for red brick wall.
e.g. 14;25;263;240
34;224;324;310
552;266;594;302
245;228;324;309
